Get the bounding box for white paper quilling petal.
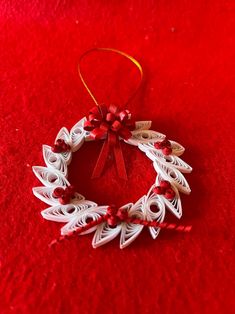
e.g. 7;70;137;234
125;130;165;146
33;187;60;206
142;146;192;173
70;118;86;152
69;199;97;211
145;148;163;161
120;223;143;249
155;176;182;219
41;204;82;222
61;206;106;236
145;185;165;219
42;145;68;177
135;121;152;131
157;155;187;172
60;151;72;165
153;161;191;194
71;193;85;202
92;223;122;248
138;142;156;153
145;185;166;239
33;187;85;206
170;141;185;156
120;200;145;249
56;127;71;144
161;155;192;173
32;166;69;187
55;127;72;164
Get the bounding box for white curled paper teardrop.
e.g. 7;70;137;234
139;143;192;173
138;142;156;153
33;186;60;206
55;127;72;164
92;222;122;248
135;121;152;131
125;130;165;146
145;185;166;239
56;127;71;143
61;205;105;236
157;154;192;173
120;199;145;249
171;141;185;156
70;118;86;152
154;161;191;194
139;140;185;156
32;166;69;188
155;176;182;219
41;204;83;222
33;186;85;206
42;145;68;177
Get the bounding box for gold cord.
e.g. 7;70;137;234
78;47;143;107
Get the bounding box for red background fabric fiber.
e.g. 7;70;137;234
0;1;234;313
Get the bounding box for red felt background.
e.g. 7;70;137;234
0;1;234;313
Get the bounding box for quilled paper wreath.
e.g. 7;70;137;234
32;48;192;249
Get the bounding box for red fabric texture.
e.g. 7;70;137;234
0;1;234;313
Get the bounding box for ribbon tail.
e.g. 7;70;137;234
92;132;128;180
91;139;110;179
113;138;128;180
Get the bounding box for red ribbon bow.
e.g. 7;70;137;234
84;104;135;180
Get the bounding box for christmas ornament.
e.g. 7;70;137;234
32;48;192;249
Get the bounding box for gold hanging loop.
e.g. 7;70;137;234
78;47;143;107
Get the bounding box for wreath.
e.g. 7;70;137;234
32;48;192;248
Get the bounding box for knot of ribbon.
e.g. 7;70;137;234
84;104;135;179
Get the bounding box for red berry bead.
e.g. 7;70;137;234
53;187;64;198
116;208;128;221
161;139;171;147
59;197;66;205
67;185;75;195
59;195;70;205
164;188;176;200
56;139;64;145
107;206;117;216
153;186;163;195
154;142;163;149
61;142;67;149
160;180;171;190
62;142;70;151
52;145;62;153
162;146;172;155
107;216;118;227
63;188;71;197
